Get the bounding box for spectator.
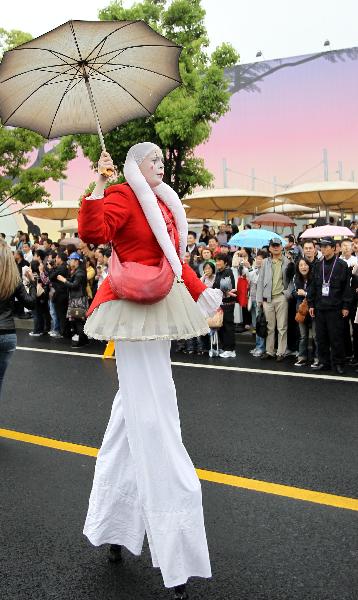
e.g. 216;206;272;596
351;264;358;370
22;242;33;263
196;247;212;276
248;251;267;357
29;259;50;336
217;224;228;246
86;256;96;303
199;225;210;245
57;253;89;348
256;238;292;362
219;243;232;266
213;253;236;358
208;227;216;237
302;240;319;265
0;241;36;398
292;258;317;367
340;238;358;268
352;236;358;256
207;236;219;257
307;237;351;374
186;231;198;265
48;252;69;338
200;260;216;287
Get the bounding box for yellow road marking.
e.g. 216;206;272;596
1;428;357;512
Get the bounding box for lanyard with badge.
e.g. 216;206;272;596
322;256;338;296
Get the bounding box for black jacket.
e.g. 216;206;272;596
64;268;87;300
307;256;352;310
0;282;36;331
48;264;69;301
213;267;235;305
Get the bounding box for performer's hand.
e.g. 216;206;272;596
98;151;115;179
227;289;237;298
309;307;315;318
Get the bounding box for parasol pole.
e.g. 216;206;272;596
83;74;113;177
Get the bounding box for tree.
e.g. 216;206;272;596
72;0;239;198
0;29;75;218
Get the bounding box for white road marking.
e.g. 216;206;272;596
16;346;358;383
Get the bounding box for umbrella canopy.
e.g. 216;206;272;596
59;236;81;247
300;225;354;239
23;201;79;220
251;213;296;227
0;20;181;142
228;228;286;248
184;188;273;220
275;181;358;211
260;203;317;217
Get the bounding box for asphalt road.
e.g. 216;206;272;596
0;330;357;600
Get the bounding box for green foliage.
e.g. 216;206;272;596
0;29;75;216
0;28;32;57
72;0;239;197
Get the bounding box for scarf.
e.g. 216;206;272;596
123;142;188;279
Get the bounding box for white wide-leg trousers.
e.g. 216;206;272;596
83;339;212;588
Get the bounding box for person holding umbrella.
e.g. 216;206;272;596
307;237;352;374
78;144;221;599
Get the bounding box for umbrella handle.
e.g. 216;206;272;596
84;79;114;179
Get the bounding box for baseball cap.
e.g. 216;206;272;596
269;237;282;246
69;252;81;260
320;237;335;247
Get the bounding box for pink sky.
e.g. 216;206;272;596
44;48;358;201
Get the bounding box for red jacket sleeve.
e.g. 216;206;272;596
78;188;131;245
182;263;206;301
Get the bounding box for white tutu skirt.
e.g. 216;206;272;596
84;280;210;341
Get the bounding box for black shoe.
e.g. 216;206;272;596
311;362;331;371
335;365;345;375
108;544;122;563
71;339;90;348
276;354;285;363
174;584;188;599
260;352;274;360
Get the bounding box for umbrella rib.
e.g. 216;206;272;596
47;69;82;138
84;21;137;62
0;64;78;84
95;63;181;84
1;66;76;126
88;64;152;115
69;21;83;61
13;46;76;66
93;43;179;61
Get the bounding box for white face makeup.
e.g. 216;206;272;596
139;149;164;188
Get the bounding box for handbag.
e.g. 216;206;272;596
256;308;268;338
108;205;175;305
295;297;309;323
207;309;224;329
68;306;87;320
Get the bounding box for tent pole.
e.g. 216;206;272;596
325;207;330;224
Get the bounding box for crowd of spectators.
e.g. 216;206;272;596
4;220;358;373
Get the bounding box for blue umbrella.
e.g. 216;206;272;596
228;229;286;248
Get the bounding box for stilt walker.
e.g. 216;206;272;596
78;143;222;599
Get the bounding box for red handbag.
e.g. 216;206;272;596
108;205;175;304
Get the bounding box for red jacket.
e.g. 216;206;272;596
78;183;205;315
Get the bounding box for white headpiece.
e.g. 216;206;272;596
123;142;188;279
